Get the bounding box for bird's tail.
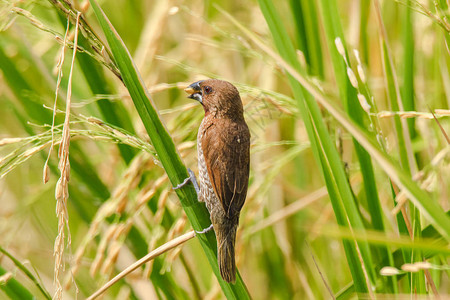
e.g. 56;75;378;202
215;222;238;283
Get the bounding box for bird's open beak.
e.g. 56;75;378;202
185;80;203;104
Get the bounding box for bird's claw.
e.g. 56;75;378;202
173;168;200;196
195;224;214;235
188;168;200;195
173;176;190;190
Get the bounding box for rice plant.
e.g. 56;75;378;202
0;0;449;299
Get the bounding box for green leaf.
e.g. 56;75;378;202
0;247;51;300
0;265;34;300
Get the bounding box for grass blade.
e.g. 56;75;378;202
0;247;51;300
317;0;395;292
0;266;34;300
255;0;375;292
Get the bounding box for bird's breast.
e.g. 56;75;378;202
197;122;215;206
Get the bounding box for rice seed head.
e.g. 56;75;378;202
55;178;63;201
413;261;432;270
0;137;23;146
401;263;419;272
380;267;401;276
43;163;50;184
353;49;362;65
435;109;450;115
377;111;395;118
400;262;432;273
357;94;371;113
357;65;366;83
346;67;358;88
334;37;346;57
101;241;122;275
90;252;104;277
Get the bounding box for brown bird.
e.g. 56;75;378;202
185;79;250;283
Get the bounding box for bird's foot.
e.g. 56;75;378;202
195;224;214;235
173;168;200;195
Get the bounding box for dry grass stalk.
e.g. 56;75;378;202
376;110;450;119
43;11;70;186
86;230;196;300
53;12;81;300
0;137;24;146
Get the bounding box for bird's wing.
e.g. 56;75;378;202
202;119;250;218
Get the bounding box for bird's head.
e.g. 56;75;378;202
185;79;244;119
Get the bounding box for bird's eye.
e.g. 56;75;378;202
204;86;213;94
